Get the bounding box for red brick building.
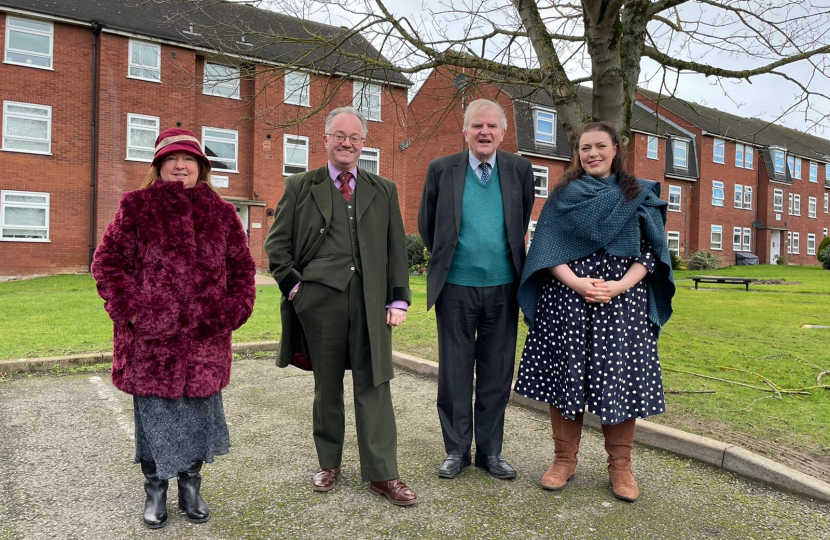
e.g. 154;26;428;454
0;0;411;276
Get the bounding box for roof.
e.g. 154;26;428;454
0;0;411;86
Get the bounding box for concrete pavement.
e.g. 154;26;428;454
0;355;828;540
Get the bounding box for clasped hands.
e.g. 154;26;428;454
570;277;626;304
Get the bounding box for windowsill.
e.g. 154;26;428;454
3;60;54;71
713;160;724;165
127;74;162;84
711;247;723;251
712;202;724;207
646;155;658;161
284;101;311;108
211;169;239;175
202;90;241;100
283;171;307;177
668;208;681;213
535;194;548;199
534;139;556;146
0;148;53;156
125;157;153;163
1;237;50;243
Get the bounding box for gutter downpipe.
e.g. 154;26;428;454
88;21;103;270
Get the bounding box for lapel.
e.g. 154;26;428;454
309;166;332;230
452;150;468;234
497;150;513;229
355;168;376;221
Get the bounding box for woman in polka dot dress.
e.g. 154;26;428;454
515;122;675;502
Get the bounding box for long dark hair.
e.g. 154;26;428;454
554;121;639;199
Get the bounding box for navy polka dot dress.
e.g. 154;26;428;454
514;243;665;425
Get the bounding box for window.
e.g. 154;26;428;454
773;189;783;212
358;148;379;174
1;190;49;241
807;234;816;255
4;16;53;69
668;185;681;212
792;232;800;254
743;186;752;210
734;185;743;208
527;221;537;250
667;231;680;254
712;181;724;206
2;101;51;154
203;63;240;99
733;227;742;251
353;81;381;121
713;139;724;164
283;135;308;175
735;143;752;169
533;109;556;144
532;165;549;197
126;114;159;162
743;227;751;252
808;197;817;218
824;193;828;214
795;157;802;179
788;156;802;179
788;193;793;214
793;194;801;216
673;140;688;169
824;228;828;238
809;162;818;183
826;163;830;183
284;71;309;106
128;40;161;82
787;231;792;254
773;149;785;174
202;127;238;172
647;136;658;160
711;225;722;250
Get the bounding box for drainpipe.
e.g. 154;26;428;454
88;21;103;270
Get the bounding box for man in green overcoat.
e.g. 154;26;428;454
264;107;416;506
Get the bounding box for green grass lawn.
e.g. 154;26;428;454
1;266;829;472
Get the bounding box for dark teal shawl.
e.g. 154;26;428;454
518;174;675;330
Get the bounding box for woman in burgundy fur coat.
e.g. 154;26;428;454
92;127;256;529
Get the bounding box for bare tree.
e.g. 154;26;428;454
142;0;830;143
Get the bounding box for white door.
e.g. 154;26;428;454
234;204;249;236
770;230;780;264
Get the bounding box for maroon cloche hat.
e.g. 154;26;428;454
152;127;211;171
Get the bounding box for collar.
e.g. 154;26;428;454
328;162;359;183
468;151;496;172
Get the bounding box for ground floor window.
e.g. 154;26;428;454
667;231;680;254
1;190;49;241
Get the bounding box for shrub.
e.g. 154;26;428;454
405;234;428;274
821;246;830;270
817;236;830;262
775;254;789;265
669;251;685;271
685;250;719;270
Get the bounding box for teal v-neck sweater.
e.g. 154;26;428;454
446;163;517;286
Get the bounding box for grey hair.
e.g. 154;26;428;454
325;106;368;137
463;99;507;131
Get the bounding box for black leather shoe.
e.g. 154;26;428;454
475;453;517;479
140;461;168;529
178;460;210;524
438;452;471;479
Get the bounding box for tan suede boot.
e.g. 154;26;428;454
602;419;639;502
541;407;583;491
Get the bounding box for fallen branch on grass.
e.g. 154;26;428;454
663;367;812;395
664;389;716;394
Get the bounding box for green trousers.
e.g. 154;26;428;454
292;273;399;482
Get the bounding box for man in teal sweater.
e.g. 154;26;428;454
418;99;535;480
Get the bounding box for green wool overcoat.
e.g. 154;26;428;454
264;165;411;387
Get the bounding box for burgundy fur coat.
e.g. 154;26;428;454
92;180;256;399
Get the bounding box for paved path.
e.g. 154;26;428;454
0;356;827;540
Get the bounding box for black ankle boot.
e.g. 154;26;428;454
178;460;210;523
140;461;168;529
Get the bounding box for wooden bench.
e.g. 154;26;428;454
690;275;757;291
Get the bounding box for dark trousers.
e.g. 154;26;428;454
434;282;519;456
293;274;398;482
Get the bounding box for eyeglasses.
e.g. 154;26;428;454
327;132;365;145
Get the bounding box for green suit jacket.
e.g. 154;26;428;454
264;165;411;387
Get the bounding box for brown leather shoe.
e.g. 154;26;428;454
369;478;418;506
312;467;340;493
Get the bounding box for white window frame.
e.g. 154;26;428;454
125;114;159;162
203;62;240;99
712;181;724;207
809;162;818;183
527;220;537;251
1;190;50;242
808;196;817;218
128;39;161;82
4;16;54;70
668;185;681;212
532;165;549;198
743;227;751;252
735;144;743;167
788;156;802;179
823;228;828;238
358;147;380;175
647;136;658;160
793;194;801;216
732;226;742;251
673;139;688;169
202;127;239;173
352;81;381;121
824;193;829;214
795;157;802;179
745;146;753;169
667;231;680;254
826;163;830;183
773;149;785;174
743;186;752;210
792;232;800;254
2;101;52;155
773;189;783;213
807;233;816;255
713;138;724;164
283;135;309;176
284;70;310;107
788;193;794;215
533;109;556;144
711;225;723;251
734;184;743;209
787;231;792;254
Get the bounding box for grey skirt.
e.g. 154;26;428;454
133;392;230;480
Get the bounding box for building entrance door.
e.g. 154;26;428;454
234;204;249;236
770;230;780;264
